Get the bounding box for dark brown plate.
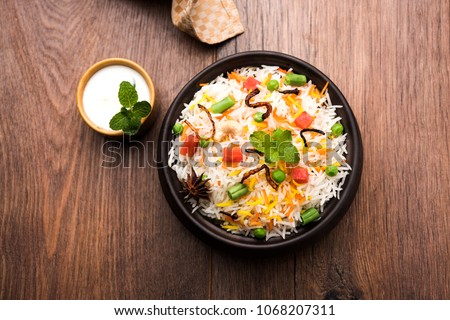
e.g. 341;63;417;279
157;51;363;255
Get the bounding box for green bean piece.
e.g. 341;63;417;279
211;96;236;114
229;187;249;200
272;169;286;183
301;208;320;226
285;73;307;86
227;183;249;200
267;79;279;91
172;122;183;135
325;165;338;177
331;122;344;136
227;183;245;194
253;228;267;239
253;112;264;123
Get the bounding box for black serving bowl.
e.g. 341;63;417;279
157;51;363;255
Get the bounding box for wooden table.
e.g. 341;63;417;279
1;0;449;300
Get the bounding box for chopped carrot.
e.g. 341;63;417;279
227;71;245;82
262;190;269;204
309;85;321;99
282;94;302;114
277;67;288;74
221;108;234;117
199;83;208;87
249;212;262;227
286;205;296;218
250;212;259;220
272;109;289;123
180;124;188;141
320;81;329;96
224;216;234;224
225;216;244;226
281;95;294;111
288;95;302;108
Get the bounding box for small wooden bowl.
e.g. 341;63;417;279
76;58;156;137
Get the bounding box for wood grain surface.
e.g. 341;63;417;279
1;0;449;299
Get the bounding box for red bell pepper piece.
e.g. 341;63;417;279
223;146;243;163
180;134;199;157
243;77;260;91
291;167;309;184
294;111;313;129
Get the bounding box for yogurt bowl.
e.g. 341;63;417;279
76;58;156;137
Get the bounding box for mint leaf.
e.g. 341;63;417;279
109;80;152;135
279;141;300;163
273;129;292;143
133;101;151;118
123;115;141;135
250;129;299;164
123;127;139;135
129;115;142;129
119;107;133;119
118;81;138;108
272;128;284;140
265;149;279;163
250;131;270;153
109;112;130;131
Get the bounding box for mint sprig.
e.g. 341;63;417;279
109;81;151;135
250;129;300;164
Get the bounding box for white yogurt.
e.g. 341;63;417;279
83;65;151;131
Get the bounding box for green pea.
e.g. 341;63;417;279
172;122;183;135
325;165;338;177
201;174;208;181
253;112;264;123
331;122;344;136
199;139;210;148
254;228;267;239
267;79;279;91
272;169;286;183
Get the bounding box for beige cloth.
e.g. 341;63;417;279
171;0;244;44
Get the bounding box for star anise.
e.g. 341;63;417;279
180;168;210;202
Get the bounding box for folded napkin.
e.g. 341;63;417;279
171;0;244;44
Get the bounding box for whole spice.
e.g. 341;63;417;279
181;169;210;202
245;88;272;120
